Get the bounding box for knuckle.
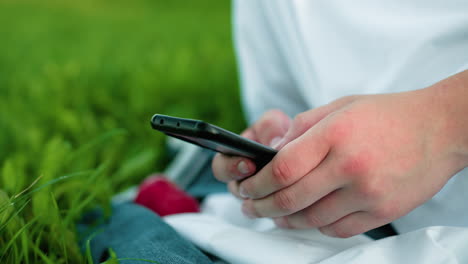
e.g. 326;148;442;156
271;158;294;187
325;118;351;144
273;191;298;213
372;203;399;221
292;112;308;128
340;153;371;176
356;179;384;201
304;213;326;227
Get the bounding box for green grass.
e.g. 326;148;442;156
0;0;243;262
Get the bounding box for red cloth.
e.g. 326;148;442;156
134;175;200;216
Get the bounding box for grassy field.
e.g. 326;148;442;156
0;0;243;262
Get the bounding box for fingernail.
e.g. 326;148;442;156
237;160;250;176
270;136;284;150
239;186;249;199
241;200;258;218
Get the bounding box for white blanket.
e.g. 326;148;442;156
164;193;468;264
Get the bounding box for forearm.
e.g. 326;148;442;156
422;70;468;169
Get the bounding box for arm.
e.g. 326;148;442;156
213;70;468;237
428;70;468;162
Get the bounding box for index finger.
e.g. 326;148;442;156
238;122;331;199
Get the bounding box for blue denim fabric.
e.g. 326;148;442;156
77;145;395;264
185;150;227;198
79;202;212;264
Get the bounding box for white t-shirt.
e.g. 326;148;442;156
233;0;468;233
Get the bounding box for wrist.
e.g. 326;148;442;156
422;70;468;169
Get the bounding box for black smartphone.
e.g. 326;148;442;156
151;114;277;170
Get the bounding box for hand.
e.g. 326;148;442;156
212;109;291;197
219;87;467;238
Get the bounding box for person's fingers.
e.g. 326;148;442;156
277;187;362;229
276;95;362;149
228;181;244;199
240;156;342;218
240;127;257;141
212;153;256;182
319;211;387;238
212;109;290;183
238;121;330;199
248;109;291;146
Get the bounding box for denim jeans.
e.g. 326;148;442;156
78;202;213;264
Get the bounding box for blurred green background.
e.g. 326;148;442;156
0;0;243;262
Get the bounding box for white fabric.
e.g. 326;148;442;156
319;226;468;264
164;194;371;264
165;194;468;264
233;0;468;234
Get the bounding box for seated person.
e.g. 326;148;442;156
212;0;468;238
